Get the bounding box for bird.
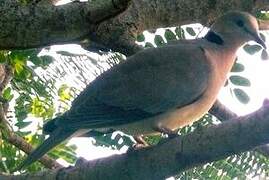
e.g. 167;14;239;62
17;11;266;169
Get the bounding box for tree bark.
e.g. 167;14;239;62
0;0;130;50
0;0;268;55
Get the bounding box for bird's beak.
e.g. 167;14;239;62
251;31;266;49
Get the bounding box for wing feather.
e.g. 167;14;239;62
54;43;210;128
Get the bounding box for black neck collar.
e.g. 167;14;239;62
204;31;224;45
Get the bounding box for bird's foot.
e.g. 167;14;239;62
154;126;179;139
127;135;148;153
134;135;148;146
154;126;181;145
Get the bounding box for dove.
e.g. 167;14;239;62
18;11;266;169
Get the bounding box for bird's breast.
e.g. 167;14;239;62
152;48;236;132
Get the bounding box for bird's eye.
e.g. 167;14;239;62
236;20;244;27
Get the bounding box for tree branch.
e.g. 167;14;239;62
209;100;238;121
259;19;269;30
1;0;269;55
2;103;269;179
91;0;269;55
209;100;269;159
0;0;130;50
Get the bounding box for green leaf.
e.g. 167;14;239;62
144;135;162;145
15;121;32;129
0;52;6;63
230;75;251;86
54;149;76;163
40;55;54;66
260;33;266;42
58;84;72;101
14;67;32;80
233;88;250;104
154;35;165;47
31;97;54;119
14;93;32;121
29;55;53;68
243;44;262;55
94;132;135;149
32;80;48;97
136;34;145;42
261;49;269;60
164;29;177;41
14;59;25;75
56;51;80;57
256;12;269;20
29;56;42;66
175;27;185;39
2;87;13;101
186;27;196;36
16;131;31;137
15;110;28;121
145;42;154;48
231;62;245;72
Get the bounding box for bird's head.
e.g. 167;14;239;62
210;11;266;49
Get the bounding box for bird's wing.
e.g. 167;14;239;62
55;43;211;128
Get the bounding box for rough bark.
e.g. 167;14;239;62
0;0;130;49
209;100;238;121
0;0;268;55
209;100;269;158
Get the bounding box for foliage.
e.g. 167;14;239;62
0;50;76;173
256;11;269;20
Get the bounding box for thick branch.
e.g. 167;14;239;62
1;0;269;55
209;100;269;158
92;0;268;55
259;19;269;30
209;100;237;121
2;104;269;179
0;0;130;49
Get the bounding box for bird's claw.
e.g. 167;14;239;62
154;126;179;139
127;135;149;153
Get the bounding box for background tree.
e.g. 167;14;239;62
1;0;269;179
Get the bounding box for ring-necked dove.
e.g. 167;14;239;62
18;11;266;169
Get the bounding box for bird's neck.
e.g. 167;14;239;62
203;32;239;81
204;31;245;51
204;31;224;45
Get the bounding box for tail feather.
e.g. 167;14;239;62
16;128;74;171
43;116;64;134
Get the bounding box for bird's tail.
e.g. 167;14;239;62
16;127;74;171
